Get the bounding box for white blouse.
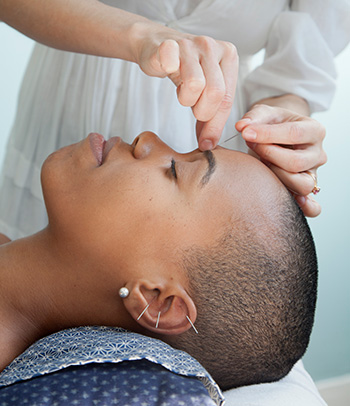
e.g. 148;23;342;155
0;0;349;238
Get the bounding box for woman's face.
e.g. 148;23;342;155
41;132;281;276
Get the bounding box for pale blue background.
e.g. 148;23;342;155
0;24;349;382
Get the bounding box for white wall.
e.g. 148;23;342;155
302;46;350;381
0;25;34;164
0;24;349;383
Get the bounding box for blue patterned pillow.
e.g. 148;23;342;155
0;360;218;405
0;326;224;405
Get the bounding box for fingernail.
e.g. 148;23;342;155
200;139;214;151
243;129;257;141
236;117;251;130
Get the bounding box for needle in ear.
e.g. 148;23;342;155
186;315;199;334
156;311;161;328
137;303;151;320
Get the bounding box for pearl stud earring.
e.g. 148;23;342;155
119;287;129;298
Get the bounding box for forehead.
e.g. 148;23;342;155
211;147;266;186
214;147;253;168
210;147;285;214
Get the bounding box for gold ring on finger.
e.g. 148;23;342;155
305;171;321;195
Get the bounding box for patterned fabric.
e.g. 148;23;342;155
0;360;216;405
0;326;224;405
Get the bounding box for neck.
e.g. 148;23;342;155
0;228;140;372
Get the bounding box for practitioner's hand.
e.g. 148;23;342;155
236;104;327;218
1;3;237;151
135;26;238;151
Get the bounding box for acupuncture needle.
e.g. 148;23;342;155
222;132;240;143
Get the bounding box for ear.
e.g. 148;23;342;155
122;279;197;335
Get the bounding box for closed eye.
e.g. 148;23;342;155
171;158;177;179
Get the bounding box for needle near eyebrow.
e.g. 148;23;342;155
223;132;240;143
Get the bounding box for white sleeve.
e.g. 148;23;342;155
290;0;350;55
223;360;326;406
244;2;350;113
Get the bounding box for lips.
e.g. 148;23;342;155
89;133;121;165
89;133;105;166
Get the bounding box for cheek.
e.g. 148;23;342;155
45;158;182;256
66;193;177;266
97;163;171;209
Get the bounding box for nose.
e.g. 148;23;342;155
133;131;172;160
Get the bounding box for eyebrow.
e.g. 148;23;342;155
200;150;217;187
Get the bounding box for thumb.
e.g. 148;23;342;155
157;39;180;74
196;120;221;151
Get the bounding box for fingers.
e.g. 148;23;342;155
237;107;326;146
147;34;238;150
237;104;326;152
196;46;238;150
236;103;298;130
190;40;236;123
139;27;238;151
175;37;236;115
237;103;325;218
196;42;238;149
241;103;327;174
246;141;325;173
266;164;318;196
160;36;237;150
236;104;292;129
266;164;322;217
242;121;325;146
196;88;235;150
191;53;226;122
294;194;322;218
174;39;208;109
263;163;322;217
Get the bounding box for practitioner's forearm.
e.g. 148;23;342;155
1;0;239;148
0;0;162;63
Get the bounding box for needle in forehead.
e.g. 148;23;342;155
200;150;217;187
223;132;240;143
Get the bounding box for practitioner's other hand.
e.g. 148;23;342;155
134;24;238;151
236;104;327;218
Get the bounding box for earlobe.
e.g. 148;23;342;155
121;280;197;335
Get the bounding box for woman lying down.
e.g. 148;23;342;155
0;132;318;405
